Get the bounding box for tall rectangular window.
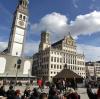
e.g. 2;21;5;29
54;57;56;62
51;64;53;68
54;65;56;69
51;57;53;62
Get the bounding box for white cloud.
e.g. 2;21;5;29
0;42;7;52
31;11;100;41
77;44;100;61
70;11;100;36
31;12;69;42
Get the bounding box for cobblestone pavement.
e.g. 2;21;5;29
4;85;97;99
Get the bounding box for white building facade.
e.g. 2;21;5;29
0;0;33;81
33;31;86;81
86;61;100;80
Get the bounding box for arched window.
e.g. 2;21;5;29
19;14;22;19
23;16;26;21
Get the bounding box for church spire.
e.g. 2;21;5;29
19;0;29;8
7;0;29;56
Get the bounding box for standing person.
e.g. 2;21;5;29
65;80;68;91
37;78;43;91
62;80;66;92
23;87;31;98
29;88;40;99
0;86;6;97
48;88;59;99
14;89;21;99
6;85;15;99
87;85;96;99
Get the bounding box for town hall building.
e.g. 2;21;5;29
33;31;86;81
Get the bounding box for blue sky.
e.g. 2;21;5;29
0;0;100;61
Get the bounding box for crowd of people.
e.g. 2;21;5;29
2;78;100;99
0;79;80;99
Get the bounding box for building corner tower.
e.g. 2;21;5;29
8;0;29;57
39;31;51;51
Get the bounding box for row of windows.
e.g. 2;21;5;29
51;64;62;69
77;72;85;75
37;71;48;75
51;57;76;64
42;64;48;69
63;50;76;54
50;71;85;76
51;71;59;74
51;51;76;56
77;61;85;65
50;73;85;79
51;64;85;71
19;14;26;21
33;57;49;64
42;71;48;75
39;57;49;63
39;51;49;56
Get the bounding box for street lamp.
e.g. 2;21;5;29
6;73;8;84
15;59;21;85
28;69;30;83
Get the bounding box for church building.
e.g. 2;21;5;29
0;0;33;81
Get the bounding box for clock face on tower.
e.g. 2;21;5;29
18;20;24;26
67;39;73;46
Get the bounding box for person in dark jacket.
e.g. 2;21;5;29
30;88;40;99
23;87;31;98
87;85;97;99
0;86;6;97
6;85;15;99
48;88;59;99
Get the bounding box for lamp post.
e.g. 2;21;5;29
6;73;8;85
28;69;30;83
15;59;21;86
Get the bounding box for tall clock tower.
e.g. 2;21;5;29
8;0;29;57
39;31;51;51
